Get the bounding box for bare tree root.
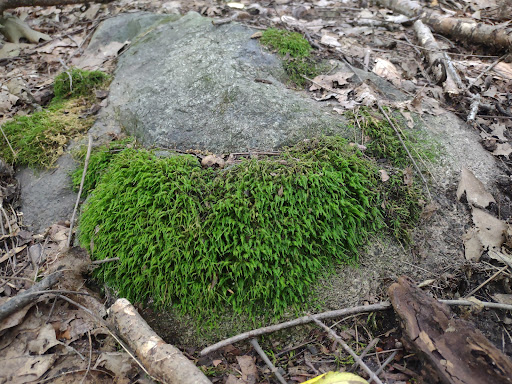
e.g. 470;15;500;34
0;15;50;43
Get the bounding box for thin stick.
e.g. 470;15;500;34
68;134;93;247
464;265;508;298
310;316;383;384
440;299;512;311
90;257;120;265
378;104;432;200
250;339;287;384
371;350;398;381
464;54;506;92
80;331;92;384
200;302;392;356
341;58;432;200
0;125;16;160
349;338;380;372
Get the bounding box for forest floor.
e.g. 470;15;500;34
1;0;512;383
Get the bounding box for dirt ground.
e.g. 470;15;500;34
1;0;512;383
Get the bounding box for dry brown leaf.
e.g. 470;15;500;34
489;123;508;142
472;207;507;250
309;72;352;91
493;143;512;158
94;352;136;378
403;167;413;187
462;227;484;262
236;355;258;384
0;355;57;383
372;58;402;88
379;169;389;182
493;294;512;305
27;324;60;355
494;62;512;80
0;301;32;332
456;167;496;208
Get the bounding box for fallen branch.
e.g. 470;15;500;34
109;298;211;384
200;302;392;356
0;270;62;322
201;296;512;356
390;276;512;384
376;0;512;51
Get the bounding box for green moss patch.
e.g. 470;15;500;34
54;68;110;100
260;28;323;87
79;137;383;320
0;100;92;168
0;68;110;169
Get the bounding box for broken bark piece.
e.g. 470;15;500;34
108;298;211;384
389;276;512;384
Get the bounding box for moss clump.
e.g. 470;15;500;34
72;137;136;197
54;68;110;100
79;137;382;319
0;68;110;168
0;100;93;168
260;28;322;87
260;28;312;58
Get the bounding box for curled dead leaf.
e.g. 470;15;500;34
201;155;225;169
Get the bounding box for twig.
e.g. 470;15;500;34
349;338;380;372
250;339;287;384
371;350;399;381
310;316;383;384
90;257;120;265
440;299;512;311
36;368;113;384
467;93;481;123
464;265;509;298
199;302;392;356
68;134;93;248
80;331;92;384
0;125;16;160
464;54;506;92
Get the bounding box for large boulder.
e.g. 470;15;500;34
92;12;350;152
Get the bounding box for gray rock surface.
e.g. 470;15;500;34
16;154;77;234
93;12;349;152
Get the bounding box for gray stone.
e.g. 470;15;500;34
94;12;350;152
16;154;77;234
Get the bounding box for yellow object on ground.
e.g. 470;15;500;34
302;371;369;384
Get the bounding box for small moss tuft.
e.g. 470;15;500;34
54;68;110;100
260;28;312;58
0;69;110;169
260;28;322;86
0;100;93;168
